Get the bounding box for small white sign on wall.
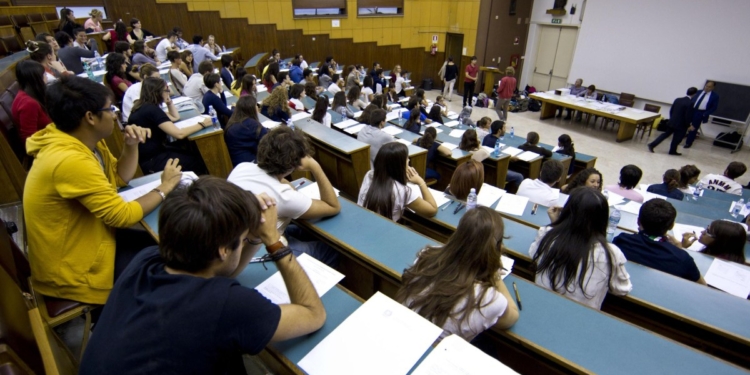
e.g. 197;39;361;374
332;19;340;28
432;35;438;43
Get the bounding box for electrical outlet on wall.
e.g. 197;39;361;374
495;15;498;19
491;58;495;61
312;37;315;41
517;18;521;24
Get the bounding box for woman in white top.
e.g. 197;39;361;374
458;129;490;162
310;96;332;128
288;83;306;112
357;142;438;222
528;187;632;310
347;86;367;111
327;75;344;94
361;76;374;104
475;117;492;142
398;207;519;341
167;51;187;95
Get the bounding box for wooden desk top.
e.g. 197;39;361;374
530;93;659;123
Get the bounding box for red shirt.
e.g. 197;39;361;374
464;64;478;83
498;76;517;99
12;90;51;142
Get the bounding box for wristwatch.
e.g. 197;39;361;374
266;236;289;254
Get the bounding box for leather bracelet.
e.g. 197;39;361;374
151;188;165;201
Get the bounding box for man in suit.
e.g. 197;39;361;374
648;87;697;155
684;81;719;148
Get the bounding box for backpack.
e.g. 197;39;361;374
528;99;542;112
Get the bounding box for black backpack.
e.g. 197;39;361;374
528;99;541;112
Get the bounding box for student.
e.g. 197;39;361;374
101;21;132;51
27;41;64;84
202;73;234;125
530;187;632;309
647;169;685;200
358;142;438;221
495;66;516;121
682;220;747;264
128;18;155;42
58;8;81;38
183;60;216;105
463;56;478;107
35;33;66;74
220;54;235;89
122;64;160;123
12;61;51;143
72;28;93;50
300;68;314;86
413;127;451;180
186;35;221;74
613;199;704;284
457;105;475;127
428;105;444;125
227;126;340;265
361;76;374;103
358;109;395;165
172;27;190;49
317;64;332;89
240;74;258;99
404;97;429;123
519;131;553;157
311;96;332;128
155;32;178;63
288;83;307;112
392;65;406;97
304;81;320;101
327;74;344;94
131;40;158;66
261;86;292;123
128;77;211;173
289;58;303;83
473;117;491;141
447;160;484;200
403;108;422;134
556;134;576;173
84;9;103;32
297;54;309;69
167;51;187;95
459;129;490;162
79;177;326;374
114;41;139;83
482;120;504;148
434;95;449;115
205;35;223;55
605;165;644;203
677;165;701;195
345;65;360;92
398;207;519;341
561;168;602;194
180;50;195;77
357;104;375;125
25;75;181;306
698;161;746;195
224;96;268;166
348;86;367;111
517;159;564;207
442;56;458;101
386;84;399;103
230;66;246;97
105;53;132;103
276;71;293;90
332;91;354;119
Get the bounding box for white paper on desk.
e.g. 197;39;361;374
172;96;192;105
446;111;458;118
443;121;460;128
412;334;518;375
297;182;340;200
704;259;750;298
615;201;642;215
440;142;458;151
291;111;312;121
494;194;528;216
448;129;465;138
501;146;522;157
298;292;442;375
500;255;515;280
386;111;400;121
353;111;363;117
424;123;441;128
344;124;366;134
408;184;450;208
262;120;281;129
636;189;666;202
334;118;360;129
558;193;569;207
396;138;412;146
477;183;505;207
670;223;705;251
159;68;169;75
603;191;626;207
482;146;494;154
516;151;540;162
173;115;209;129
256;84;267;92
382;126;404;135
118;172;198;202
420;128;442;135
551;145;561;152
223;90;233;97
255;254;344;305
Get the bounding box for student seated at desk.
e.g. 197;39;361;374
530;187;632;309
413;127;451;180
332;91;355;118
263;62;279;92
228;127;340;266
305;81;320;102
556;134;576;174
613;199;704;284
300;68;315;86
403;108;422;134
105;53;132;104
647;169;685;200
129;77;211;174
317;64;332;89
220;54;235;89
240;74;257;99
428;105;444;125
167;51;187;95
447;160;484;200
79;177;326;374
180;50;195;78
398;207;519;341
224;96;268;166
55;32;94;76
311;97;332;128
517;159;564;207
358;109;394;165
122;64;160;124
183;61;215;106
358;142;438;221
483;121;524;192
230;66;246;97
132;40;158;66
25;76;182;307
519;131;553;158
404;97;431;123
475;117;491;141
678;164;701;195
277;71;293;90
699;161;747;196
361;76;374;103
357;104;376;125
328;74;345;94
348;86;367;111
459;129;490;162
288;83;307;112
561;168;602;194
12;61;52;144
605;164;644;203
202;73;234;126
289;58;303;84
261;86;292;123
114;41;140;84
682;220;747;264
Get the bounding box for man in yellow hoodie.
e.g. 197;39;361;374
24;75;183;305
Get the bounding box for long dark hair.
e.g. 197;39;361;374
358;104;376;125
311;96;329;123
397;207;505;328
304;81;318;101
240;74;257;97
15;60;47;107
347;85;361;104
701;220;747;264
27;40;52;63
180;50;194;72
678;165;701;189
403;107;420;130
58;8;73;31
428;105;443;124
332;91;347;111
418;127;437;150
114;21;128;42
226;96;261;135
232;66;246;91
132;77;166;113
662;169;680;191
105;52;127;84
562;168;602;193
531;187;615;298
459;129;479;151
558;134;575;156
363;143;410;220
264;62;279;83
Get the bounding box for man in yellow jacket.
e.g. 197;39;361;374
24;75;183;305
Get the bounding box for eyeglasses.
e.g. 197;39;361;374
97;105;118;113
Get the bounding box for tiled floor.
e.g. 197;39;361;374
428;90;750;188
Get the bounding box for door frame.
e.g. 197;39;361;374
521;24;580;92
444;32;464;90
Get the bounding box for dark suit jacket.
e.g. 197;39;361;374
690;90;719;122
669;96;693;130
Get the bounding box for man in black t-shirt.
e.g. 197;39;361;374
80;177;326;374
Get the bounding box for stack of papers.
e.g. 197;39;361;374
477;183;505;207
501;146;523;157
262;120;282;129
448;129;466;138
516;151;540;162
382;126;404;136
386;112;400;121
395;138;412;146
256;253;344;304
704;259;750;298
118;172;199;202
297;182;340;200
495;194;528;216
174;116;209;129
411;334;519;375
344;124;366;134
443;120;460;127
291;112;312;121
334;119;360;129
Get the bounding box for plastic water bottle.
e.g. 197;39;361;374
466;188;477;211
222;45;226;52
208;106;219;130
94;50;102;71
493;139;501;157
693;183;703;199
83;61;94;80
510;126;515;138
607;207;621;234
733;198;744;217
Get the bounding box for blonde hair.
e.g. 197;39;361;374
264;86;291;116
505;67;515;76
89;9;102;17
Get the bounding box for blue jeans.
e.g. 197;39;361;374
506;170;524;193
285;224;339;267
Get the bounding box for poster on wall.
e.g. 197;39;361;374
513;37;519;46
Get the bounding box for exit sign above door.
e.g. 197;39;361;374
551;18;562;24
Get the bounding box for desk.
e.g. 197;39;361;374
181;106;234;178
530;93;660;142
211;47;242;70
480;67;501;95
500;135;570;185
244;52;269;77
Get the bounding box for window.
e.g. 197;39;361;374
357;0;404;17
292;0;347;18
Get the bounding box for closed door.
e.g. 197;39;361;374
531;26;578;91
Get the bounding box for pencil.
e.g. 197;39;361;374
513;282;522;311
531;203;538;215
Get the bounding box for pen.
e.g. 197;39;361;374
531;203;538;215
513;282;523;311
453;203;465;215
441;200;455;211
295;180;306;189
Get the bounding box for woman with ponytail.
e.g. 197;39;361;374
413;127;451;180
647;169;685;200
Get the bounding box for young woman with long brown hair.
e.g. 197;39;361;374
260;86;291;122
224;95;268;166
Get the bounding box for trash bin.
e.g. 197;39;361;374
421;78;433;90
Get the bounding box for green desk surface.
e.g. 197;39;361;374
294;118;369;154
701;188;750;202
244;52;268;68
539;143;596;163
666;195;736;220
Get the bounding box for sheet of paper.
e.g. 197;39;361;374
425;123;442;128
443;120;460;127
386;111;400;121
255;254;344;305
396;138;412;146
477;183;505;207
604;191;626;207
446;111;458;118
635;189;667;202
334;118;360;129
223;90;233;97
173;115;209;129
291;111;312;121
704;259;750;298
344;124;367;134
516;151;540;162
557;193;569;207
448;130;465;139
615;201;642;215
262;120;281;129
500;146;522;157
411;334;518;375
382;126;404;135
118;172;198;202
353;111;363;117
408;184;450;209
500;255;515;280
482;146;494;154
298;292;443;375
440;142;458;151
172;96;192;105
494;194;528;216
670;223;705;251
297;182;340;200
